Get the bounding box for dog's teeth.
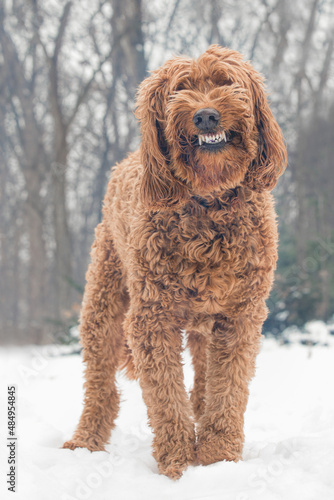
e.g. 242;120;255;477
198;132;228;145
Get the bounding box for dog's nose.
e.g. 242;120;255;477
192;108;221;131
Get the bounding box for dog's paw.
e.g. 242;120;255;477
158;460;189;480
62;438;105;452
196;433;242;466
155;434;196;480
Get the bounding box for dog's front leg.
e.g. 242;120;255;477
125;305;195;479
196;313;262;465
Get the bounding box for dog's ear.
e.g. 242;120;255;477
135;66;188;209
245;69;287;191
204;46;287;191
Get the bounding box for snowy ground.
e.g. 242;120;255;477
1;338;334;500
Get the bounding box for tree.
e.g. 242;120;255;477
0;0;146;342
1;0;334;343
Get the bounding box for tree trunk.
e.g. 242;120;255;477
110;0;147;96
51;131;72;325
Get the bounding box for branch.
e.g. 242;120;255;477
65;47;113;129
271;0;291;73
294;0;320;118
0;22;37;135
53;2;73;63
249;0;277;60
300;0;320;69
313;34;334;115
164;0;181;47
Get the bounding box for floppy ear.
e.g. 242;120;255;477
203;46;287;191
135;68;188;208
245;69;287;191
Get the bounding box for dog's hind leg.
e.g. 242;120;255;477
63;222;128;451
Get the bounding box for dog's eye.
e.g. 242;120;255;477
174;77;194;92
175;82;187;91
213;77;234;87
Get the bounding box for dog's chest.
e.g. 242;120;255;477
143;196;275;314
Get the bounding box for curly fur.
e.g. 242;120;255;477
63;45;287;479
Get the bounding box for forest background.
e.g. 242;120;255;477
1;0;334;345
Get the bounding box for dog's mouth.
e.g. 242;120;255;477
194;130;233;152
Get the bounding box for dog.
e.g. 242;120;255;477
63;45;287;479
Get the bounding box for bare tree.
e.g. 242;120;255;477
0;0;147;343
1;0;334;343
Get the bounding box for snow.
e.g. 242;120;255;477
281;321;334;347
1;339;334;500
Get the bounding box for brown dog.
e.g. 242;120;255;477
63;45;287;479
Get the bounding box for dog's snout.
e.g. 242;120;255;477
193;108;221;131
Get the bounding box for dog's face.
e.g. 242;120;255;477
164;55;257;195
136;45;287;207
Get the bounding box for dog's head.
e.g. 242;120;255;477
136;45;287;208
